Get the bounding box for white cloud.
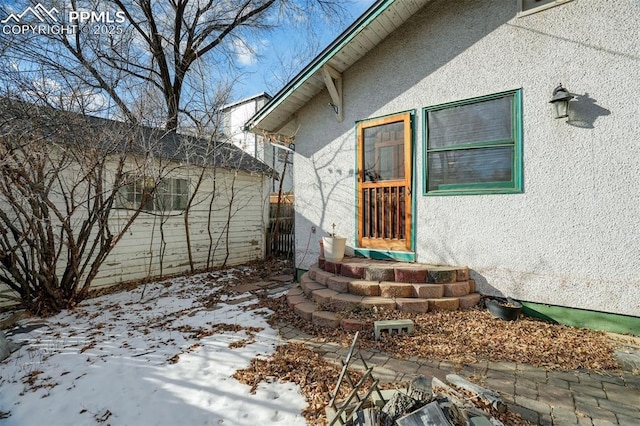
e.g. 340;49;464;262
233;38;256;66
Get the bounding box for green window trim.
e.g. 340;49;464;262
422;89;523;196
353;248;416;262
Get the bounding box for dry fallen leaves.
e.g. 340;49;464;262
233;342;362;425
247;295;620;424
258;296;619;371
39;260;621;425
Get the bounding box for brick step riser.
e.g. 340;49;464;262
318;257;469;285
294;258;481;330
305;268;476;299
287;282;482;331
308;290;481;313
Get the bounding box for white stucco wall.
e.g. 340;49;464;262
292;0;640;317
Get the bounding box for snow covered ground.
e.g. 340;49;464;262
0;268;307;425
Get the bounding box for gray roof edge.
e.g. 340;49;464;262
244;0;396;133
0;97;274;177
221;92;273;111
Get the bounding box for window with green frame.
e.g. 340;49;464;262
423;89;522;195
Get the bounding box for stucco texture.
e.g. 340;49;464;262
292;0;640;317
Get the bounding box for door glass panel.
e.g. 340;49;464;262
363;121;404;181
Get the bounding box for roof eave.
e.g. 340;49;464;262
245;0;397;135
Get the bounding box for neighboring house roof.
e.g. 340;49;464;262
245;0;431;138
0;97;273;176
220;92;272;112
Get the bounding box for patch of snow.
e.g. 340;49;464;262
0;271;306;425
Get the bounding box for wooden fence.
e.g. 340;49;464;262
267;193;294;258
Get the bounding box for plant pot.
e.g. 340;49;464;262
322;236;346;263
485;298;522;321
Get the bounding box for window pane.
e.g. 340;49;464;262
428;95;512;148
174;179;189;210
427;147;513;191
520;0;572;13
363;122;405;181
116;184;131;208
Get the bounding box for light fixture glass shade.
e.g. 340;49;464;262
552;99;569;118
549;83;574;119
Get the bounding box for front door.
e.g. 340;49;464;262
357;112;412;251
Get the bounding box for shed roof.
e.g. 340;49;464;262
245;0;431;138
0;97;273;176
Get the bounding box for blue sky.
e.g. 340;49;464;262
0;0;376;111
231;0;375;101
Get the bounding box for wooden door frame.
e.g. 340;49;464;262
356;112;413;252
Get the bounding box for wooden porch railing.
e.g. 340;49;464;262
361;183;406;240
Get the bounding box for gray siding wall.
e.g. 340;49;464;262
0;162;268;305
93;167;268;288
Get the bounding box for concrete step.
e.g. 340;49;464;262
303;271;474;300
310;267;334;285
326;275;352;293
394;266;428;283
413;283;444;298
301;275;325;296
330;293;364;311
339;261;367;279
361;297;397;311
294;301;317;321
285;288;374;331
287;295;307;309
443;282;470;297
311;288;339;306
340;317;373;331
395;298;430;313
459;293;482;309
287;286;304;297
348;280;380;296
428;297;460;311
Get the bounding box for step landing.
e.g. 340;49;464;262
289;257;482;331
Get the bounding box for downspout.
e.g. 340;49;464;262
253;99;258;159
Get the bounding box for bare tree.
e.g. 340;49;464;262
264;35;323;95
0;0;339;313
0;98;161;314
0;0;348;131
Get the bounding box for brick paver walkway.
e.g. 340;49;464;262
276;322;640;425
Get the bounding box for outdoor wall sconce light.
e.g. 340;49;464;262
549;83;574;119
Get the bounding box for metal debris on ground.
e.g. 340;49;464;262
326;331;387;425
326;335;524;425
